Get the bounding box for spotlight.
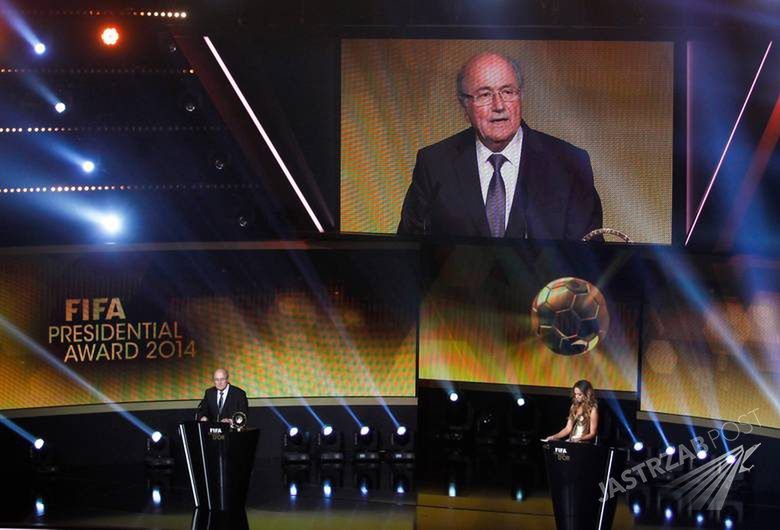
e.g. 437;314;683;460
54;102;66;113
628;491;647;520
696;512;705;525
35;497;45;517
353;425;379;461
633;441;644;452
475;410;500;446
288;482;298;497
449;392;459;402
34;42;46;55
697;448;708;460
514;488;525;501
151;486;162;506
30;439;58;473
389;425;414;461
322;479;333;498
391;464;413;495
283;426;310;462
724;516;733;529
448;482;457;497
145;431;174;467
317;425;344;461
98;214;122;235
506;395;538;448
664;507;673;521
100;26;120;46
81;160;95;173
726;454;737;465
665;446;676;456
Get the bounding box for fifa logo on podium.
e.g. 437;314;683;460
554;447;570;462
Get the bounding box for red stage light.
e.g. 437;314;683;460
101;27;120;46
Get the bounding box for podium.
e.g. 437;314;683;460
543;441;626;530
178;421;259;511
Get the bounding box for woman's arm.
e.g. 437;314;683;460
573;407;599;442
544;418;573;441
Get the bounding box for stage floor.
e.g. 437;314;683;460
1;458;777;530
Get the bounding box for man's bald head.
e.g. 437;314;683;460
456;52;524;152
213;368;229;390
457;52;524;107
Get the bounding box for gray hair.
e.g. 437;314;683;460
456;53;524;106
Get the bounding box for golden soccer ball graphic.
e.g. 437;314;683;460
530;277;609;355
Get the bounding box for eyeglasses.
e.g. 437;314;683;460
461;87;521;107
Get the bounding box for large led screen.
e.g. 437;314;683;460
419;244;640;391
641;254;780;430
0;248;418;410
341;39;674;243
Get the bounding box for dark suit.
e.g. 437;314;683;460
397;122;602;240
196;385;249;422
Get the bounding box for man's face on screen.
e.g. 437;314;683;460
461;54;522;152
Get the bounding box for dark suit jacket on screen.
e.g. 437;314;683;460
397;122;602;240
196;385;249;422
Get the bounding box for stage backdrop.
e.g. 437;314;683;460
341;39;674;243
0;247;418;410
418;244;641;392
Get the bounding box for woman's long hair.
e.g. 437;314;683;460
568;379;597;422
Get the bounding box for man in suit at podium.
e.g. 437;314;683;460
397;52;602;240
197;368;249;424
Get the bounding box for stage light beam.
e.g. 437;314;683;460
81;160;95;173
33;438;45;450
54;102;66;113
34;42;46;55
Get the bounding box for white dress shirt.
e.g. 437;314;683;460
217;384;230;410
475;128;524;230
